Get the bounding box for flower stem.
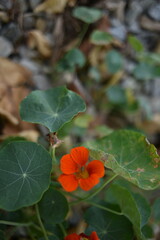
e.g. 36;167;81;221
49;146;57;165
86;201;123;216
77;23;89;47
0;220;32;227
70;174;118;205
35;204;49;240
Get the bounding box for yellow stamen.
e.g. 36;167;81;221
76;168;89;179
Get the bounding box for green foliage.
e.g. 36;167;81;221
152;198;160;222
57;48;86;72
86;130;160;190
128;35;144;52
106;184;150;240
106;85;127;105
105;50;124;74
39;188;69;224
90;30;113;45
133;62;160;80
0;141;52;211
20;86;86;132
72;6;103;23
85;203;134;240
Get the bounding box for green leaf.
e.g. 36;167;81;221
90;30;113;45
0;141;52;211
85;203;134;240
20;86;86;132
152;197;160;222
86;130;160;190
133;62;160;80
106;85;127;105
57;48;86;72
128;35;144;52
106;184;150;240
39;188;69;224
72;7;103;24
105;50;124;74
141;224;153;239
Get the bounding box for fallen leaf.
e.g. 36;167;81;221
28;30;52;58
0;58;35;137
35;0;68;14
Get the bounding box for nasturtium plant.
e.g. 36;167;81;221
106;184;150;240
57;48;86;72
72;6;103;24
0;141;52;211
86;130;160;190
85;203;134;240
39;188;69;224
128;35;144;53
90;30;113;45
105;50;124;74
20;86;86;132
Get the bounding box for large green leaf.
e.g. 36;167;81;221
86;130;160;190
0;141;52;211
20;86;86;132
152;198;160;222
106;184;150;240
85;203;134;240
72;7;103;24
39;188;69;224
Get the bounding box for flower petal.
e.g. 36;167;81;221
90;232;100;240
58;174;78;192
60;154;78;174
65;233;80;240
87;160;105;178
79;174;99;191
70;146;89;166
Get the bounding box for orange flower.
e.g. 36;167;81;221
65;231;100;240
58;146;105;192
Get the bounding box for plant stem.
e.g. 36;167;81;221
35;204;49;240
77;23;89;47
59;223;67;237
0;220;32;227
86;201;123;216
70;174;118;205
49;146;57;165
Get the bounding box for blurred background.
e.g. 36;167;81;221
0;0;160;239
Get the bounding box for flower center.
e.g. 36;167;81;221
76;168;89;179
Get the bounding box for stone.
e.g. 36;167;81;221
148;4;160;22
0;36;13;57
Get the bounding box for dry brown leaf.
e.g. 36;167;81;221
0;58;35;137
35;0;68;14
0;130;39;142
28;30;52;58
0;58;31;87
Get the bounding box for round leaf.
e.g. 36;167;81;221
85;204;134;240
105;50;124;74
20;86;86;132
90;30;113;45
72;7;103;24
57;48;86;72
39;188;69;224
86;130;160;190
0;141;52;211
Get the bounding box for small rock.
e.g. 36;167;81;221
0;36;13;57
0;22;22;42
30;0;42;10
148;4;160;22
109;19;127;40
32;74;51;90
